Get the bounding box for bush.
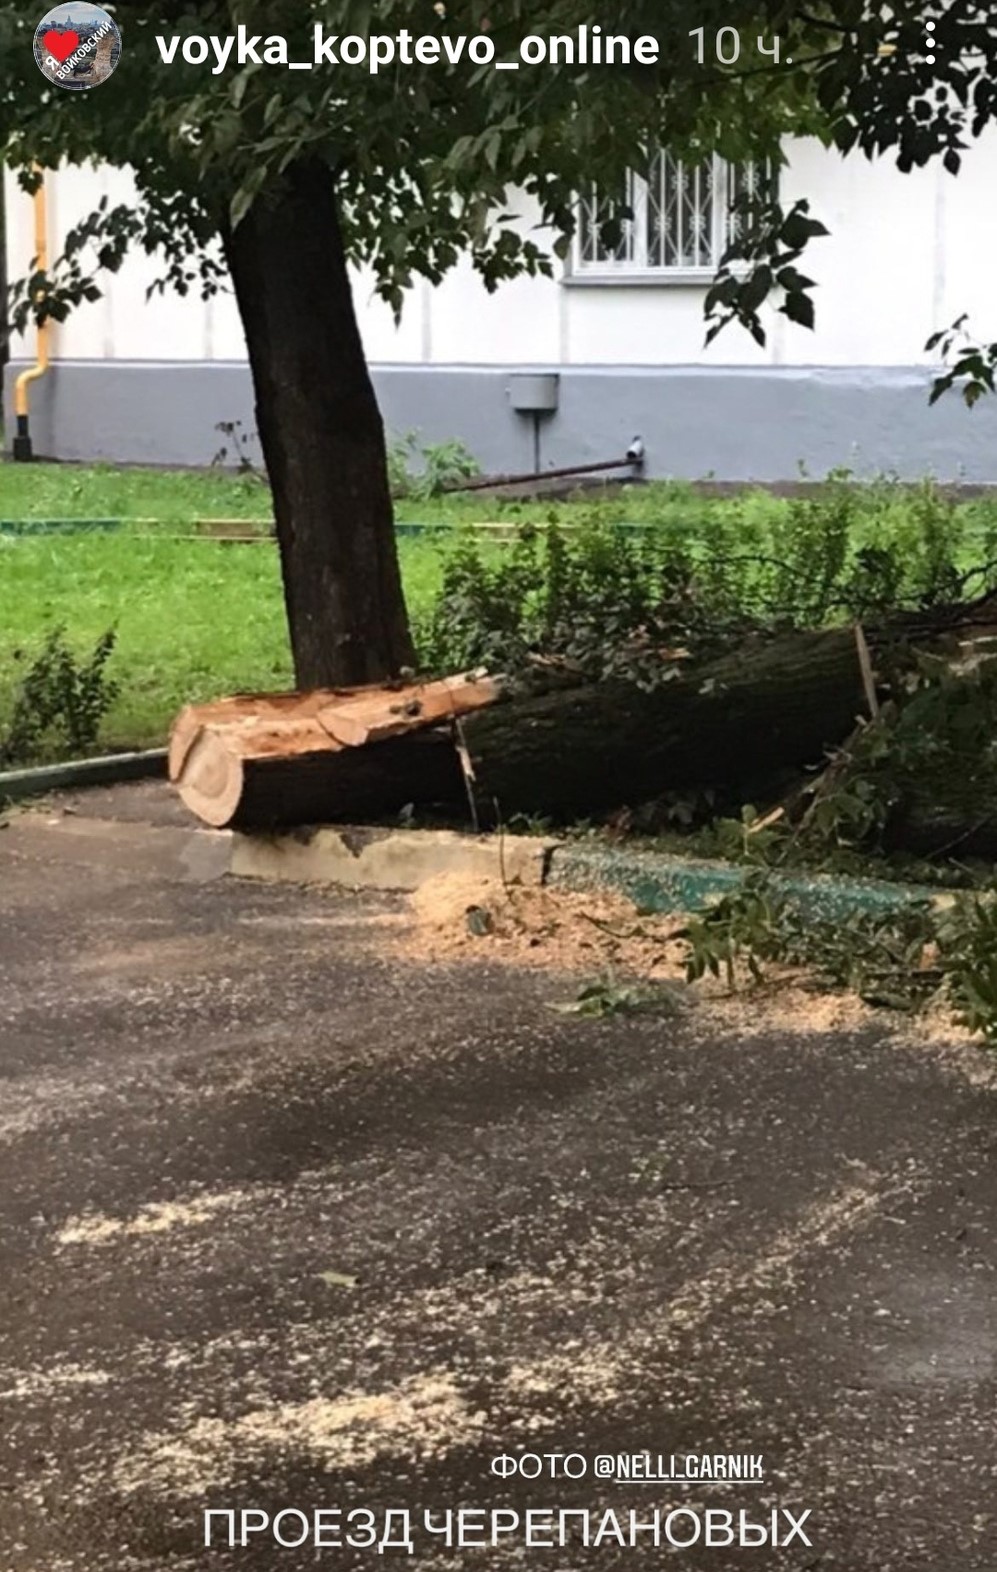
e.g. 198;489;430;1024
1;627;119;768
418;474;992;682
388;432;480;500
677;868;997;1044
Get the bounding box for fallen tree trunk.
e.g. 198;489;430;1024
171;600;997;835
461;628;869;821
887;800;997;860
460;600;997;825
171;629;870;829
881;733;997;860
189;728;464;832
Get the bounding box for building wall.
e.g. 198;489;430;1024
5;135;997;478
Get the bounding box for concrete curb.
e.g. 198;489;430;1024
548;845;939;922
229;823;940;921
0;749;167;802
231;825;554;892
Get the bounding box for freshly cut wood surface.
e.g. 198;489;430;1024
168;689;343;783
318;672;501;748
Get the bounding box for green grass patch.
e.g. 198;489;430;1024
0;525;477;752
0;533;289;750
4;462;997;759
0;462;271;524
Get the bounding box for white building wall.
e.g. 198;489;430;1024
6;134;997;480
6;133;992;372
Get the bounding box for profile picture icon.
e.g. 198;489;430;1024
34;2;121;90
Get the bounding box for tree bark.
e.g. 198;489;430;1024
219;732;463;834
223;160;415;687
459;600;997;824
461;629;869;821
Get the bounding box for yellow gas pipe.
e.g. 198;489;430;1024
12;172;50;461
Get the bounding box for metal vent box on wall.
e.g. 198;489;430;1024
507;373;560;413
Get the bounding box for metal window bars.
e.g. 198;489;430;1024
575;154;768;276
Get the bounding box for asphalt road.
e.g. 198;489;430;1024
1;787;996;1571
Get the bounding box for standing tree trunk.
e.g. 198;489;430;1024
223;160;415;687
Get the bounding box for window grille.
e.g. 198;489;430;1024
574;153;771;277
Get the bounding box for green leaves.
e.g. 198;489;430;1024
8;201;142;332
781;289;815;329
779;208;829;251
229;185;256;231
0;626;119;767
704;196;827;350
673;857;997;1043
925;316;997;409
549;976;672;1018
678;875;787;989
3;0;997;366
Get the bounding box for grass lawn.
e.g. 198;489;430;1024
3;461;997;758
0;462;272;525
0;462;504;751
0;527;471;752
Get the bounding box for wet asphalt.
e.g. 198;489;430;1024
1;785;996;1571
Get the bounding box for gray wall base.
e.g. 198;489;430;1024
5;359;997;483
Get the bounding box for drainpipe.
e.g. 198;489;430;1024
12;172;50;461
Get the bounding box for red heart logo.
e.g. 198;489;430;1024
43;29;79;62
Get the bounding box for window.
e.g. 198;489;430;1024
573;152;771;281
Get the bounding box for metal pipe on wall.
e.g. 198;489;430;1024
12;171;50;462
444;451;645;494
